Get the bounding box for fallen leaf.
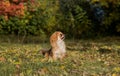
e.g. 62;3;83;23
0;57;6;62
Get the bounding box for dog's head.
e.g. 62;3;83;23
50;31;65;44
57;31;65;41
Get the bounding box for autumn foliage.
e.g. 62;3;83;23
0;0;35;20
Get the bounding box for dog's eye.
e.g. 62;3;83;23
60;34;62;36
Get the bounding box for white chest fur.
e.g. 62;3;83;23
54;37;66;58
57;40;66;52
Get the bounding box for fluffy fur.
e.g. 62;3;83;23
41;31;66;61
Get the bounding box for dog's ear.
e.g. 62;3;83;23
50;32;58;46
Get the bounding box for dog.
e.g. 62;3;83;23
41;31;66;61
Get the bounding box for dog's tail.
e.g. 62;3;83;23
40;48;52;57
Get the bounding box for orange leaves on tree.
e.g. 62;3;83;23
0;0;39;20
0;0;30;20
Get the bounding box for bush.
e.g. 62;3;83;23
0;0;120;39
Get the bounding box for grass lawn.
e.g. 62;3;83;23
0;37;120;76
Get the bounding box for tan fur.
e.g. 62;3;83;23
41;31;66;61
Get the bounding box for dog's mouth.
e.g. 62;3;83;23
61;34;65;40
59;33;65;40
61;36;65;40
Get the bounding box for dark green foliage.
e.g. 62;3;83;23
59;0;92;38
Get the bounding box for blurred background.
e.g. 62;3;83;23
0;0;120;42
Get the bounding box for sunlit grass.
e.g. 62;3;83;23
0;37;120;76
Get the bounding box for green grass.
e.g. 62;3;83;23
0;37;120;76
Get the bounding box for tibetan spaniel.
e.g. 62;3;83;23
41;31;66;61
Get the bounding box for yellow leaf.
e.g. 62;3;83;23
113;67;120;72
112;73;117;76
61;65;65;70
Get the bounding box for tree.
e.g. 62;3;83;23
59;0;92;38
0;0;24;20
100;0;120;35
